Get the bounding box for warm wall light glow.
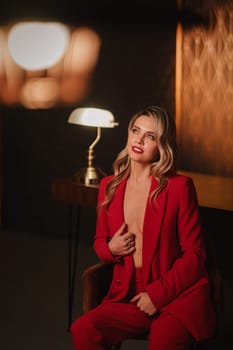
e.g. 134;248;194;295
0;30;5;76
60;76;89;104
0;23;101;108
177;1;233;177
8;22;70;70
175;22;182;141
21;77;60;109
64;28;101;74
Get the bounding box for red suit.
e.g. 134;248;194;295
71;174;216;349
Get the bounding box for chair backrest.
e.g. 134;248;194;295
82;262;113;313
203;228;224;330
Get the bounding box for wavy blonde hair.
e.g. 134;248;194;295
100;106;177;209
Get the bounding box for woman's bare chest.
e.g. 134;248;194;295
123;182;150;233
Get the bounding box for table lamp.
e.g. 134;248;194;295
68;107;118;186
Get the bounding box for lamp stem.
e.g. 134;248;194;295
89;127;101;150
73;126;106;186
87;127;101;167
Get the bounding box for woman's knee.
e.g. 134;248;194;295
70;313;105;349
70;315;93;334
70;314;93;337
148;313;192;350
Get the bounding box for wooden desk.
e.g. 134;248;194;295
52;177;98;206
52;178;99;329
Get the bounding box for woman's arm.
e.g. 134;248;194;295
145;177;208;310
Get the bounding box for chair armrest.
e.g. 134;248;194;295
82;262;114;313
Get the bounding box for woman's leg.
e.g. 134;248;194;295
148;312;193;350
70;301;151;350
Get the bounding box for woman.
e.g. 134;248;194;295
70;106;216;350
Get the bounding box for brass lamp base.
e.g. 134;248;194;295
72;166;106;187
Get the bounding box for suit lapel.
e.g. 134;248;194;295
108;176;168;280
143;177;168;279
107;178;127;233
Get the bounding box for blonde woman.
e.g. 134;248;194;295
71;106;216;350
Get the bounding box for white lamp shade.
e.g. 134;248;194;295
68;107;118;128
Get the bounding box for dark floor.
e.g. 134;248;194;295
0;229;149;350
1;229;232;350
1;230;72;350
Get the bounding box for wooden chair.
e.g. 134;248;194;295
82;240;223;350
82;262;114;314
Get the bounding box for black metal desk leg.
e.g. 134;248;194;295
67;204;81;331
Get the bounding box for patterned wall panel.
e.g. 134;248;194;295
177;0;233;176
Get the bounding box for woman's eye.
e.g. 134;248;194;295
147;134;155;140
132;127;139;134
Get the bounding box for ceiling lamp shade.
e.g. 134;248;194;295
68;107;118;186
8;21;70;70
0;24;101;108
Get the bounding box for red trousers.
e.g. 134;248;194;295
70;269;193;349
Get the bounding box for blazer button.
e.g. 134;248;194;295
116;279;121;285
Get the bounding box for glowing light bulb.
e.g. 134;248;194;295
8;21;70;70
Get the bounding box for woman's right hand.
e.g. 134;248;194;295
108;222;136;256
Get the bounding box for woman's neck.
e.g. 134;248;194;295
129;164;151;185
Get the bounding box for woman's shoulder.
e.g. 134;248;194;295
166;173;199;205
99;174;114;188
167;173;195;189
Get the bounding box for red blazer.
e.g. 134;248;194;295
94;174;216;340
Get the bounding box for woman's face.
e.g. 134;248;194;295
126;115;159;164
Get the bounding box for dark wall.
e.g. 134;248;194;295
1;1;233;340
1;11;177;237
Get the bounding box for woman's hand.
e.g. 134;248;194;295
131;292;157;316
108;222;136;256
